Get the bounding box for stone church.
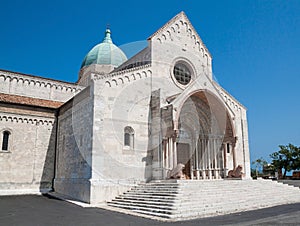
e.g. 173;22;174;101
0;12;250;204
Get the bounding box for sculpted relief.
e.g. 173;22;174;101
228;165;244;178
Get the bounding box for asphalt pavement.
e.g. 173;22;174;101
1;194;300;226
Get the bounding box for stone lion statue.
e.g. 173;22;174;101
168;163;185;179
228;165;244;178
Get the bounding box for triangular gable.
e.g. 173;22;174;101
148;11;212;58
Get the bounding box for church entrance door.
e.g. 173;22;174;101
174;91;235;180
177;143;191;179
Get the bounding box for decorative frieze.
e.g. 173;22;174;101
93;67;152;88
92;64;151;81
150;12;211;64
213;81;244;112
0;113;55;126
0;70;82;93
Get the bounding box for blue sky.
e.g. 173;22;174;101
0;0;299;163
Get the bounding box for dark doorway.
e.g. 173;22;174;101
177;143;191;178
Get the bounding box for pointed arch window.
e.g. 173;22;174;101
124;126;134;149
2;130;11;151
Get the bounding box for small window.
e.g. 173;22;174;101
80;134;83;147
124;126;134;149
124;133;130;146
226;143;230;154
2;131;10;151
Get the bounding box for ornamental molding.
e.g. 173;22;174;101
92;64;151;81
0;112;55;126
212;81;245;111
0;70;83;93
92;65;152;88
149;11;211;59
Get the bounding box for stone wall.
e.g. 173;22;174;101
213;82;250;178
150;12;212;81
89;74;152;203
0;103;56;193
0;69;83;102
54;87;93;203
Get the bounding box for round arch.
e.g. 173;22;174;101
173;90;236;179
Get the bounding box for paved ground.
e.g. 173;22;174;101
1;195;300;226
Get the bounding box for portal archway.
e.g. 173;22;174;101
163;90;235;179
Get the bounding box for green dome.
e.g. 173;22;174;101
81;29;127;68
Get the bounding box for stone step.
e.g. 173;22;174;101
114;194;299;207
176;199;294;207
175;200;293;215
108;203;174;215
139;186;179;190
108;200;176;210
142;184;295;190
131;209;174;219
175;202;295;219
119;194;177;200
126;192;177;197
115;196;176;203
178;181;291;187
142;183;179;186
126;189;179;194
178;195;300;205
179;184;300;192
127;194;297;203
172;206;256;220
132;186;179;191
179;191;299;196
176;192;299;198
118;193;176;200
124;191;300;202
277;180;300;188
175;179;278;184
112;197;176;206
173;202;273;217
177;196;299;208
108;179;300;221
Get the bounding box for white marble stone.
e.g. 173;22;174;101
0;12;251;205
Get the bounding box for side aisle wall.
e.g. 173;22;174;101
0;104;56;193
54;87;93;203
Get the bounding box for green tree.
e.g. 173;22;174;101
270;144;300;178
292;145;300;170
252;157;267;177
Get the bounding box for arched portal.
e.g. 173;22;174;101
162;90;235;179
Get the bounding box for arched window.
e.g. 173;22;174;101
2;130;10;151
124;126;134;149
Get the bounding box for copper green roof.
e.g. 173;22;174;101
81;29;127;68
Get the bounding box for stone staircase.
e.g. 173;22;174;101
278;179;300;188
107;179;300;220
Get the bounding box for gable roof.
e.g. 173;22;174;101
147;11;211;58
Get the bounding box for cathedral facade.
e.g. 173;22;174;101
0;12;250;204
